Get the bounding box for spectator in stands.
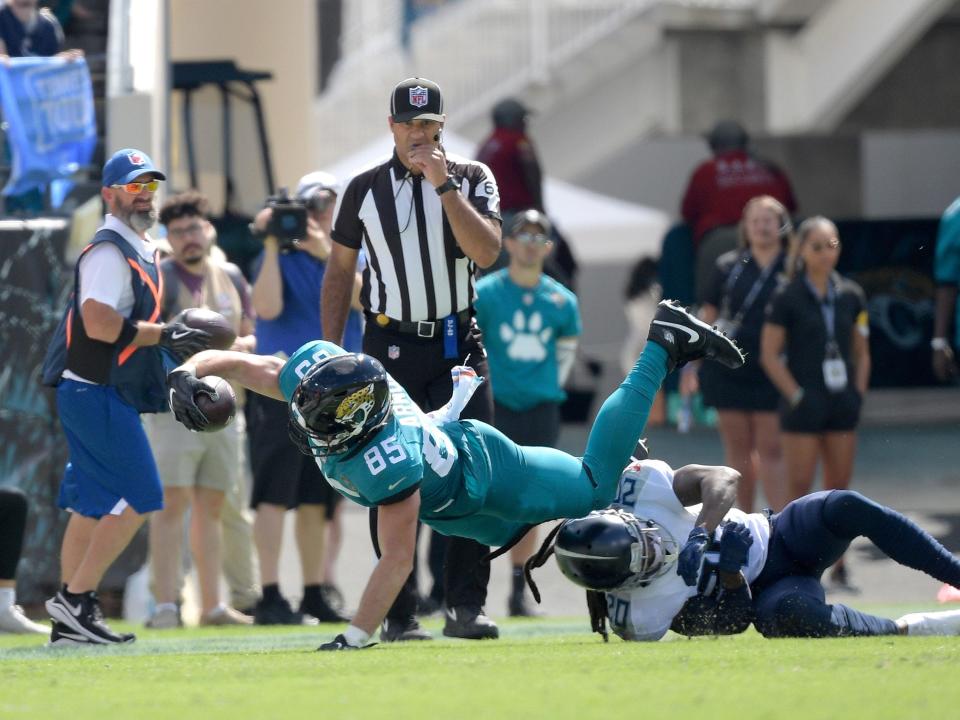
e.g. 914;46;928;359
761;216;870;588
681;120;796;303
246;171;355;625
697;195;789;512
932;194;960;382
474;209;581;616
0;486;48;635
0;0;83;214
477;97;543;273
0;0;84;59
143;191;256;628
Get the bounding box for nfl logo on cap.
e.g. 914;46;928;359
391;77;444;123
409;86;429;108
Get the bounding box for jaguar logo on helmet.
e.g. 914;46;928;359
409;86;429;108
336;383;376;424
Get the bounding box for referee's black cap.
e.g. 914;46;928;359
390;77;445;123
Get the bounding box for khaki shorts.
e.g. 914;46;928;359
144;411;244;494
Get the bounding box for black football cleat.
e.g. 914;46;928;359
379;616;432;642
443;606;499;640
647;300;745;371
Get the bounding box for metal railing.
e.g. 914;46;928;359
323;0;759;128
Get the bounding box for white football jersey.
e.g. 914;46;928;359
605;460;771;641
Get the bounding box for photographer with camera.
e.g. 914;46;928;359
246;172;360;625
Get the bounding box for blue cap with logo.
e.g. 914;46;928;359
102;148;167;187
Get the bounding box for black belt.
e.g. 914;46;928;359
365;309;472;339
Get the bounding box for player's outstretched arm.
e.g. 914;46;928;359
167;351;287;431
184;350;286;400
672;464;739;532
320;490;420;650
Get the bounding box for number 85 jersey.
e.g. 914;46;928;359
279;340;471;509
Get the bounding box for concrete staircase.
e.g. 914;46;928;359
310;0;674;168
310;0;958;182
764;0;956;132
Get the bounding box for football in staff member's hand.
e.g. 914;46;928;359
174;308;236;350
195;376;237;432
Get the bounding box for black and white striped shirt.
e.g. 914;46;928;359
331;151;501;322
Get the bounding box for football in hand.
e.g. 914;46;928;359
175;308;236;350
195;376;237;432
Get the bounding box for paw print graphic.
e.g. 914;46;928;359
500;310;552;362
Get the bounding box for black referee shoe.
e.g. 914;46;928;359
443;606;499;640
380;616;432;642
647;300;745;371
45;591;135;645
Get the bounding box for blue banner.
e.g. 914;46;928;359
0;56;96;206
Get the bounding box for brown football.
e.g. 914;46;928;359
195;376;237;432
176;308;237;351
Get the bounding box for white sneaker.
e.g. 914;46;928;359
898;609;960;636
0;604;50;635
145;605;182;629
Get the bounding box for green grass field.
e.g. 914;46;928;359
3;610;959;720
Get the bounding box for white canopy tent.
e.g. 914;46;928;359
325;132;669;264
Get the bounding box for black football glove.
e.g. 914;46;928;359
166;367;217;431
677;526;711;587
317;634;375;651
159;321;212;362
717;521;754;574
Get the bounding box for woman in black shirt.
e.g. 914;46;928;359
698;195;789;512
761;216;871;584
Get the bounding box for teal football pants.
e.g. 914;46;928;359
426;343;669;546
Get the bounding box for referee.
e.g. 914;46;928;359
322;77;502;642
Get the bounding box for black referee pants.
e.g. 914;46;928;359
364;320;493;618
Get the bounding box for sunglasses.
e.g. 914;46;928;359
806;240;840;253
167;222;205;239
113;180;161;194
514;232;550;246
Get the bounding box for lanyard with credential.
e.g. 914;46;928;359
721;251;781;326
805;277;838;347
806;276;848;392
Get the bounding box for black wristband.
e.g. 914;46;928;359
116;318;138;347
435;177;458;196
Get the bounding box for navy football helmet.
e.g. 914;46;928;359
554;509;677;592
288;353;391;457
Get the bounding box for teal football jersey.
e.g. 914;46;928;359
279;340;487;513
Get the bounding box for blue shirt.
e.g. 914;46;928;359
0;6;63;57
474;270;581;411
252;250;362;356
935;196;960;346
278;341;491;516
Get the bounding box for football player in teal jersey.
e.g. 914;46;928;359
167;300;744;650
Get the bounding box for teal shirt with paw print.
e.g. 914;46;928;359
475;270;581;411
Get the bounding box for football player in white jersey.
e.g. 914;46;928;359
530;456;960;641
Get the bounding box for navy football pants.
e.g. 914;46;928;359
751;490;960;637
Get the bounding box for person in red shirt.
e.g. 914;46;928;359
682;120;797;302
